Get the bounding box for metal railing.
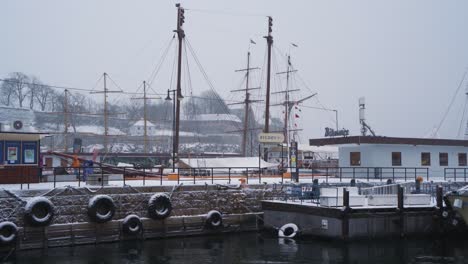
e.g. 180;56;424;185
444;168;468;182
302;166;429;183
0;165;432;190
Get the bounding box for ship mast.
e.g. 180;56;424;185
63;89;69;152
131;81;160;153
263;16;273;134
173;3;185;165
232;51;261;156
263;16;273;161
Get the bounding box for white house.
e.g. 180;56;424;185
309;136;468;180
129;119;158;136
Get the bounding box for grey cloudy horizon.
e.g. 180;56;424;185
2;0;468;142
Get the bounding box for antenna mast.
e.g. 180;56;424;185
359;97;376;136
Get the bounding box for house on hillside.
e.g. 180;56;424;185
129;119;158;136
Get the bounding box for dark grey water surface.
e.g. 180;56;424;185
5;233;468;264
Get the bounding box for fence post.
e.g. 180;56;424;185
455;169;457;182
352;167;355;180
426;168;429;182
367;167;369;182
78;167;81;187
465;168;467;182
392;167;395;182
246;168;249;184
339;167;342;182
160;167;163;186
53;167;57;189
414;168;417;181
228;168;231;184
311;167;314;183
405;168;407;181
259;166;261;184
123;167;126;187
281;167;284;184
101;165;104;188
177;169;180;185
211;168;214;185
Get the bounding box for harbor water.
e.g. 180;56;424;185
5;232;468;264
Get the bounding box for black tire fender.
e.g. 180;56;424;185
24;197;54;226
122;214;143;235
0;221;18;244
148;193;172;220
278;223;299;238
205;210;223;229
88;195;115;223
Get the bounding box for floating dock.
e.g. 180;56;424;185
262;184;467;240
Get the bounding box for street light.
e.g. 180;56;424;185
166;89;183;172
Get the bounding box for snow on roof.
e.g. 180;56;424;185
298;144;338;153
179;157;278;169
153;129;203;137
132;119;157;127
182;114;241;123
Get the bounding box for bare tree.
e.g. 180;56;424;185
0;78;15;106
50;91;63;112
67;92;88;133
33;81;54;111
10;72;30;108
28;76;43;110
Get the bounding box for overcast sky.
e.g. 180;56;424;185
2;0;468;143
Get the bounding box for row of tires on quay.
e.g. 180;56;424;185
0;193;224;245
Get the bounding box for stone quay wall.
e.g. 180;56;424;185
0;184;286;250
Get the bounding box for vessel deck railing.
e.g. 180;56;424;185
0;165;430;190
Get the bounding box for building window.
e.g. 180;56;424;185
350;152;361;166
421;152;431;166
439;153;448;166
459;153;467;166
392;152;402;166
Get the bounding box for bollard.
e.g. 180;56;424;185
397;185;404;211
342;188;350;240
343;188;350;211
436;185;443;209
397;184;405;237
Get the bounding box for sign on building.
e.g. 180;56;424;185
258;133;284;143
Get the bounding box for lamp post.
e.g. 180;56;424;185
165;89;183;172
